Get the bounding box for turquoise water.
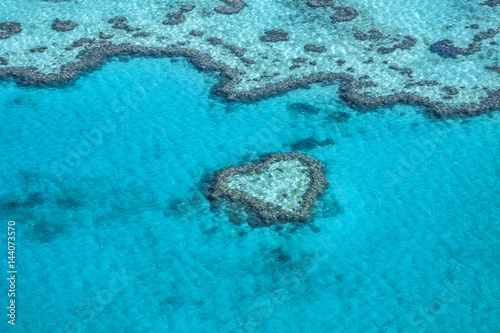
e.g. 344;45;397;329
0;56;499;332
1;0;499;108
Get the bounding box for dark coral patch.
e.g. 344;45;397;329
429;39;479;58
189;30;204;37
480;0;500;6
485;65;500;74
260;29;290;42
30;46;48;53
224;44;246;57
133;32;151;38
377;36;417;54
108;16;138;32
354;29;383;41
442;86;459;95
180;5;196;12
404;80;439;88
108;16;127;24
99;32;114;39
240;57;256;64
388;65;413;77
0;22;22;39
52;18;78;32
473;28;499;42
163;12;186;25
214;0;247;15
307;0;334;7
207;37;223;45
428;29;497;59
71;38;93;48
330;7;358;23
304;44;327;53
429;40;459;58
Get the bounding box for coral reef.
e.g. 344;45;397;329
214;0;247;14
51;19;78;32
0;0;498;117
0;22;21;39
259;29;290;42
208;152;328;223
330;7;358;23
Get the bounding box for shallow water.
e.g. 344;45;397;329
0;0;499;109
0;56;498;332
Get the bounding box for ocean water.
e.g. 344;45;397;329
1;0;498;107
0;55;498;332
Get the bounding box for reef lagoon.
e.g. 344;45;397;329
0;0;499;332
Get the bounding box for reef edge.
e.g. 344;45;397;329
207;152;329;223
0;43;498;118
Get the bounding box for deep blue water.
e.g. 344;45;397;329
0;57;499;332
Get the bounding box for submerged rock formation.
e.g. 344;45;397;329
163;12;186;25
51;19;78;32
330;7;358;23
208;152;328;223
0;22;21;39
481;0;500;6
307;0;335;8
214;0;247;14
429;39;480;58
260;29;290;42
304;44;327;53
